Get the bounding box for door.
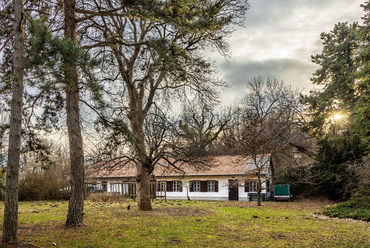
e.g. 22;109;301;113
228;179;239;201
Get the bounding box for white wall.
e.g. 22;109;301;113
157;178;268;201
96;178;268;201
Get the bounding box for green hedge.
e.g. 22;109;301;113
323;193;370;221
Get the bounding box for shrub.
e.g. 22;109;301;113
18;170;70;201
322;193;370;221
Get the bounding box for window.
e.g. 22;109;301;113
168;181;182;192
193;181;200;192
249;180;258;192
208;180;215;192
173;181;180;192
157;181;166;192
190;180;218;192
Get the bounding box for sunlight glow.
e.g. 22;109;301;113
332;114;344;121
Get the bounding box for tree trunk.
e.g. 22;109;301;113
257;172;262;206
2;0;24;244
64;0;85;227
129;108;152;211
269;155;274;201
136;164;152;211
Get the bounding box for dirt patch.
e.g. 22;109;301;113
128;206;214;217
223;201;329;210
167;239;182;244
271;233;291;240
311;214;370;224
109;204;214;217
0;243;41;248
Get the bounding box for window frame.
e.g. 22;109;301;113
249;180;258;192
160;181;166;192
207;180;215;192
173;181;180;192
193;181;200;192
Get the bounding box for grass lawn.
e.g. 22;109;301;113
0;200;369;247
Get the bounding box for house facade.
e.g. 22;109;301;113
86;155;272;201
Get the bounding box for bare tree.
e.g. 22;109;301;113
227;77;299;206
177;102;228;157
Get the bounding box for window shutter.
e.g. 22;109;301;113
201;181;207;192
190;181;194;192
167;181;173;192
215;181;219;192
179;181;183;192
156;182;160;192
245;180;250;192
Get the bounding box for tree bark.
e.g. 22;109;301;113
64;0;85;227
129;103;153;211
2;0;24;244
136;164;152;211
257;171;262;206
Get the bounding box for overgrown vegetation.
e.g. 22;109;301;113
0;200;368;247
18;171;70;201
323;193;370;221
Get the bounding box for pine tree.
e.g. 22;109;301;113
2;0;24;243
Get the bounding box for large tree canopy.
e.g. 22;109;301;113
80;0;249;210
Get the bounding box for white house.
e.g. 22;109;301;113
86;154;272;201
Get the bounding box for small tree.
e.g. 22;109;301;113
228;77;299;206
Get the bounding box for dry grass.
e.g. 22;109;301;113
0;200;369;247
86;193;128;203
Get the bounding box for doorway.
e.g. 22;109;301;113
228;179;239;201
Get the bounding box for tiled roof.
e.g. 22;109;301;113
86;154;270;179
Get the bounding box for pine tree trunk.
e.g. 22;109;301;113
129;111;152;211
64;0;85;227
2;0;24;244
136;164;152;211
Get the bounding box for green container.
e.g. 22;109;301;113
273;184;291;201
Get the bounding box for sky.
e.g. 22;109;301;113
214;0;365;105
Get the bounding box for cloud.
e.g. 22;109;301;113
212;0;364;105
217;58;319;105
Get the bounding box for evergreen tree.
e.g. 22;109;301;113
83;0;249;210
356;2;370;152
303;22;364;200
2;0;25;243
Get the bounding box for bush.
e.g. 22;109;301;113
18;170;70;201
322;193;370;221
